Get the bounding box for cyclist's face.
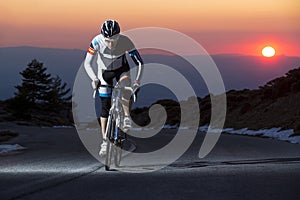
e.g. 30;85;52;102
105;35;119;49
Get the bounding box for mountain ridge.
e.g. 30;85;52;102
1;46;300;103
0;46;299;131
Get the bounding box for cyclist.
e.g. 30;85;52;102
84;19;144;156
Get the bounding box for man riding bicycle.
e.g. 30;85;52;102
84;19;144;156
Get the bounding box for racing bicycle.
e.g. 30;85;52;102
104;83;136;171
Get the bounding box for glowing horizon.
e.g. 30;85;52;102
1;0;299;56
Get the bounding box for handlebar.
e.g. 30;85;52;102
93;84;137;102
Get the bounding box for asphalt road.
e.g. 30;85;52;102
0;123;300;200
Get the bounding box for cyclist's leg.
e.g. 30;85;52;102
99;98;111;139
98;72;114;156
99;72;114;140
118;71;131;117
116;70;133;129
99;97;110;156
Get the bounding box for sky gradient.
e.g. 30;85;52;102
1;0;299;56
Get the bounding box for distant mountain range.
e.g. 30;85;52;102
1;46;300;105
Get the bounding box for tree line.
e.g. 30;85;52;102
7;59;71;119
259;67;300;99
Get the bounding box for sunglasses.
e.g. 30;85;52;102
104;35;119;42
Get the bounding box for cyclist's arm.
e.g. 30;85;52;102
129;49;144;83
84;42;98;81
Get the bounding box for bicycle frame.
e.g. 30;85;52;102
105;83;136;170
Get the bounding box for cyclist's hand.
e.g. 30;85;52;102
133;81;140;93
91;78;100;90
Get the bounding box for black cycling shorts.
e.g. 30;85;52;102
99;66;131;118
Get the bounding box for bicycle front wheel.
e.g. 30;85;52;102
105;117;115;171
105;140;113;171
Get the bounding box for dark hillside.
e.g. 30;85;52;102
132;67;300;131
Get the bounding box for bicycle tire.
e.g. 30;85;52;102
114;143;122;167
105;140;113;171
105;118;115;171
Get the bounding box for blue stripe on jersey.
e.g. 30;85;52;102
98;93;111;98
93;39;99;48
129;49;144;65
90;43;94;49
129;50;136;57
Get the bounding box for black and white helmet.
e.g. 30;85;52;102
101;20;120;38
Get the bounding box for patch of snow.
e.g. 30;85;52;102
197;125;300;144
224;127;299;144
199;125;209;132
163;124;178;129
52;126;74;129
0;144;26;154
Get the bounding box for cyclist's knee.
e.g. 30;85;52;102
119;75;131;100
119;75;130;86
122;89;131;100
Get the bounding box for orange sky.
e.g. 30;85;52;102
1;0;299;56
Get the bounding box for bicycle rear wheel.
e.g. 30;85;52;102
114;143;122;167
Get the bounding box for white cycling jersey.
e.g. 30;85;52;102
84;33;143;84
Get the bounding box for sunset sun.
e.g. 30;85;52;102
262;46;276;57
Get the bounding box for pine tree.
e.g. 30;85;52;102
8;59;52;119
8;59;72;121
15;59;52;105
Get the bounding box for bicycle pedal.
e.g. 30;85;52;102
114;139;123;146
